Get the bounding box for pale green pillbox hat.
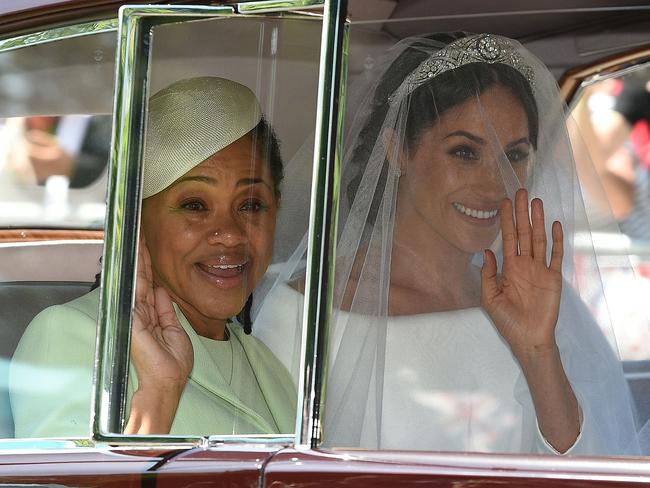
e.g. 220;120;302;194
142;76;262;198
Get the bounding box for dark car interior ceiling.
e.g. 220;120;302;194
346;0;650;79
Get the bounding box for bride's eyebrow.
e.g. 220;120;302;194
505;137;531;148
443;130;485;145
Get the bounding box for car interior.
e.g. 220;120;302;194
2;0;650;443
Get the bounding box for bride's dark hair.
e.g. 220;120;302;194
346;32;538;212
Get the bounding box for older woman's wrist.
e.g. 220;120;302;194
136;377;187;400
124;385;185;434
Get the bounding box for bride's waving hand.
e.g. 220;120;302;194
481;189;580;453
481;189;563;357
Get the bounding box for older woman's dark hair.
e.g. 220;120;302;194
253;117;284;198
347;32;538;210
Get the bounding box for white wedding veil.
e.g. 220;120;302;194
253;32;643;455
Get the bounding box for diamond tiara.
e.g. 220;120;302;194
390;34;535;103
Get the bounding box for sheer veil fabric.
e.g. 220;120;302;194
253;32;642;454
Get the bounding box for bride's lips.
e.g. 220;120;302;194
195;258;249;289
452;202;500;227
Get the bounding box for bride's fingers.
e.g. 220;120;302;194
515;188;532;256
480;249;499;302
549;221;564;273
531;198;547;264
500;198;517;259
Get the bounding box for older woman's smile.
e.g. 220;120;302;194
195;258;249;288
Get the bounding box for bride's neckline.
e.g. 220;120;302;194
279;281;483;319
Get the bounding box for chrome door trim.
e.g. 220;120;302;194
0;19;117;53
95;4;235;445
295;0;348;449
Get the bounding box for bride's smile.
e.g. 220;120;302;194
451;202;500;225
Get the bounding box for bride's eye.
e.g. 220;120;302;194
450;145;478;161
506;148;530;164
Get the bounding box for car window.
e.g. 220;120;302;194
92;10;323;441
568;65;650;431
314;9;650;457
0;27;115;441
569;66;650;362
0;31;115;229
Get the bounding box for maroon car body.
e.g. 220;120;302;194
2;1;650;487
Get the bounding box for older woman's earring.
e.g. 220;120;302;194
237;293;253;334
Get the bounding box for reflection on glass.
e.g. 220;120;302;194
0;30;112;443
0;30;115;229
570;69;650;363
0;115;111;228
8;15;321;440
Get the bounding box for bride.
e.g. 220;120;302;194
254;32;641;455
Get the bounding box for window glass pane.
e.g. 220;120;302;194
113;14;321;437
317;9;649;456
0;32;114;229
1;31;113;440
569;65;650;430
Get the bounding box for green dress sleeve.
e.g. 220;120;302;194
9;290;100;438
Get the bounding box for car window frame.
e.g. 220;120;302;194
93;0;349;449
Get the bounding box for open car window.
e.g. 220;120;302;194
0;26;114;442
93;6;327;443
7;0;650;464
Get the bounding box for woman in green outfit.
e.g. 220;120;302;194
10;77;295;438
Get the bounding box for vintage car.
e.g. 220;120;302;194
2;0;650;486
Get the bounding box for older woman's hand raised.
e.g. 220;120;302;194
124;235;193;435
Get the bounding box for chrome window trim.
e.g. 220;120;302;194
95;4;235;446
237;0;323;14
0;18;118;53
0;239;102;249
95;1;345;448
295;0;348;449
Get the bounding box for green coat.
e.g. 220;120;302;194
9;288;296;438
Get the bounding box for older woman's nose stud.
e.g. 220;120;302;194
207;227;245;246
208;230;223;243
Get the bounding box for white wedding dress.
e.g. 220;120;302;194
254;282;629;454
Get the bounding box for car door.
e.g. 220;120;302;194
4;2;650;486
0;0;331;485
0;7;195;486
